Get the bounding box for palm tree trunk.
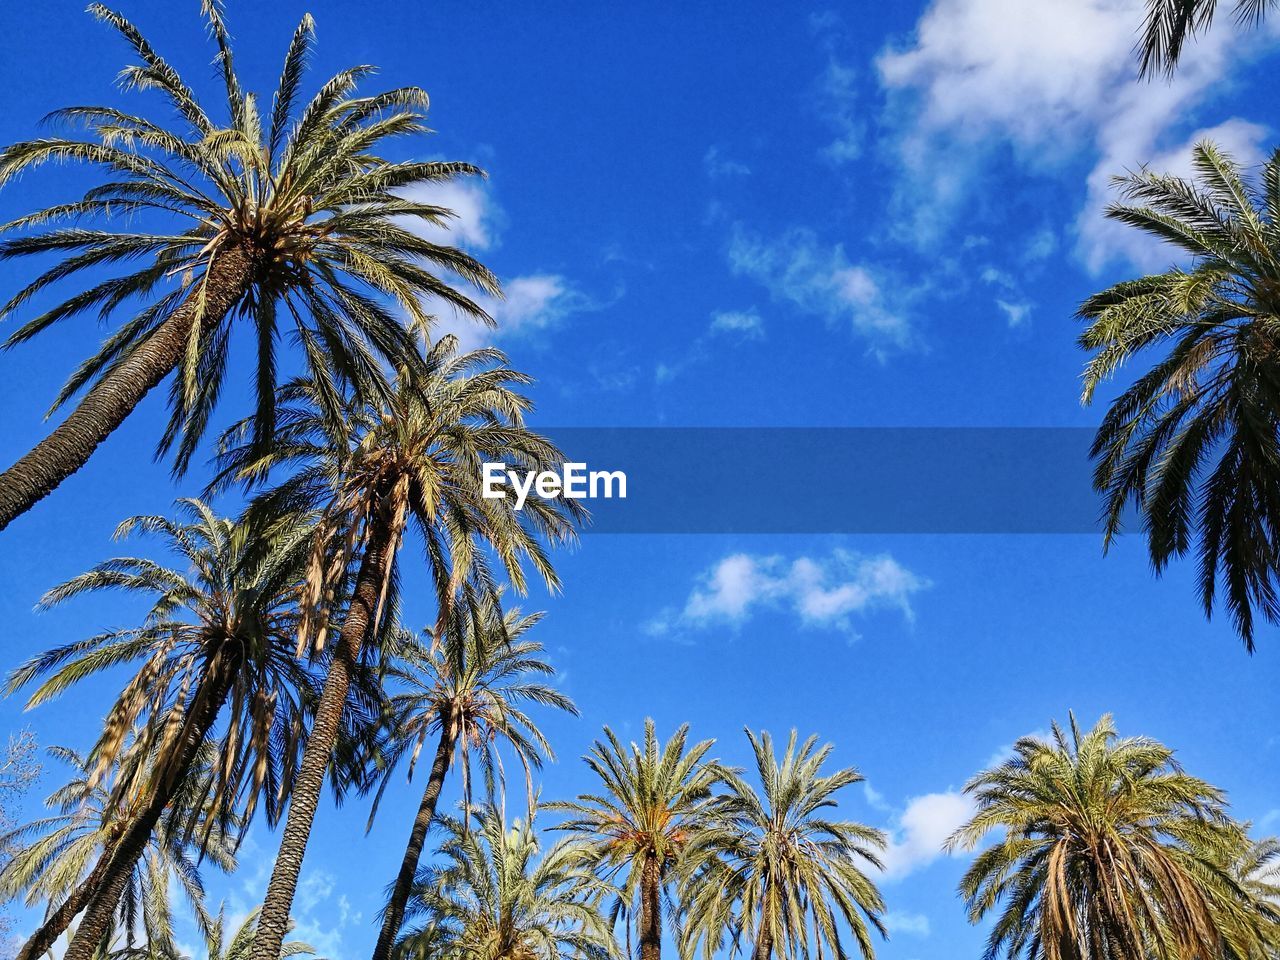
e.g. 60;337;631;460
752;914;773;960
0;245;253;531
370;726;456;960
252;500;400;960
15;857;110;960
639;852;662;960
57;655;240;960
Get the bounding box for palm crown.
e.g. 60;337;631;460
1079;140;1280;650
947;713;1267;960
550;720;722;960
0;1;498;526
372;590;576;820
0;745;236;958
363;589;577;960
681;730;887;960
399;804;616;960
8;498;315;831
214;335;583;655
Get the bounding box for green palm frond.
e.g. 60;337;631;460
0;743;237;955
8;499;319;837
680;729;886;960
1079;140;1280;650
548;720;723;956
0;2;500;470
948;713;1269;960
1138;0;1277;76
398;804;617;960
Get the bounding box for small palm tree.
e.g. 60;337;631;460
0;1;498;530
681;730;887;960
0;745;235;960
1137;0;1275;76
1079;140;1280;651
549;720;721;960
947;713;1267;960
367;589;577;960
216;340;581;960
105;906;319;960
7;499;314;960
398;804;616;960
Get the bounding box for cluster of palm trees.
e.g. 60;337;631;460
0;2;1277;960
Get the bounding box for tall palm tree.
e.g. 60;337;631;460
215;340;581;960
398;804;616;960
1078;140;1280;651
549;720;721;960
947;713;1267;960
0;745;235;960
7;499;315;960
0;1;498;530
367;590;577;960
1137;0;1275;76
680;730;887;960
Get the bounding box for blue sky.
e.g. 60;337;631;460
1;1;1280;958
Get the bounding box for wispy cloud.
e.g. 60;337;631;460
727;225;913;355
875;0;1275;270
431;273;595;354
709;308;765;339
882;910;932;937
646;549;928;638
654;308;765;385
704;146;751;178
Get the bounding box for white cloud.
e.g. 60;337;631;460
883;911;932;937
1024;227;1058;263
705;146;751;178
864;782;892;813
398;177;504;251
996;299;1031;328
434;273;592;352
647;549;928;637
710;308;765;339
876;0;1274;269
881;790;975;880
728;226;912;354
816;58;864;164
1078;117;1269;271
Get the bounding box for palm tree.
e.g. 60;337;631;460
680;730;887;960
398;803;616;960
1224;834;1280;958
0;745;235;960
7;499;315;960
367;590;578;960
947;713;1267;960
549;720;721;960
1136;0;1275;76
106;906;319;960
1078;140;1280;651
215;340;581;960
0;1;498;530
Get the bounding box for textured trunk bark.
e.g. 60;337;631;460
251;501;399;960
370;726;456;960
0;245;253;531
752;913;773;960
58;653;240;960
639;852;662;960
15;857;110;960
